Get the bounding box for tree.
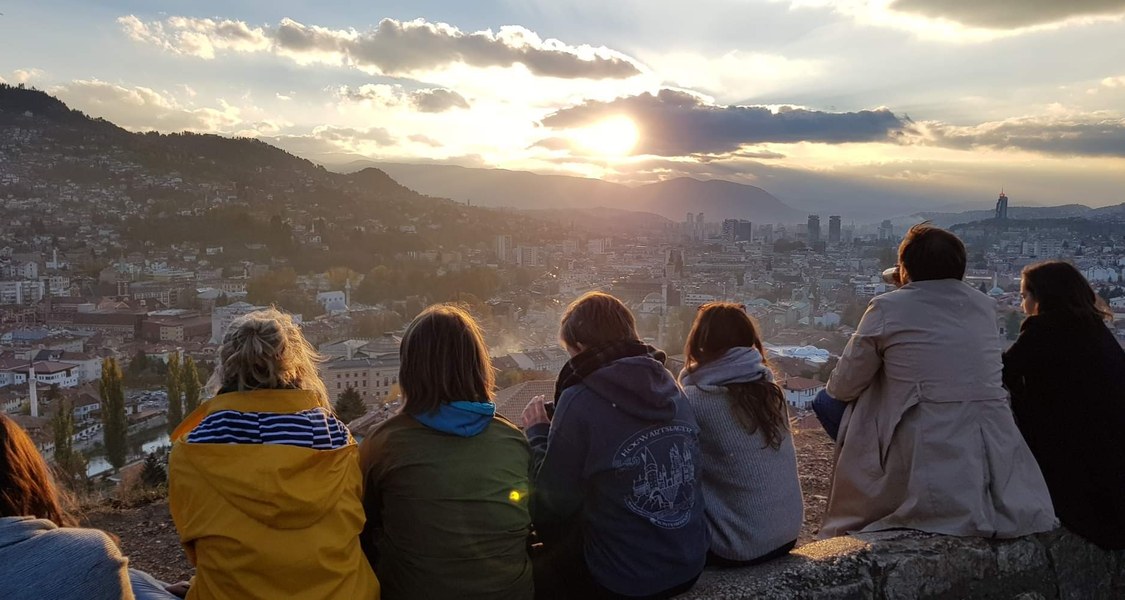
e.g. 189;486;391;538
182;357;202;414
51;388;87;488
127;350;149;377
139;452;167;489
100;358;128;471
1005;312;1024;341
166;353;183;434
334;387;367;424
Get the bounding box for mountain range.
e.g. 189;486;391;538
361;161;808;225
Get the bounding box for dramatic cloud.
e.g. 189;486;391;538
889;0;1125;29
409;134;443;147
337;84;469;113
50;79;245;132
920;114;1125;157
540;89;907;156
119;15;642;79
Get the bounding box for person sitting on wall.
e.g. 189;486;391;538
816;224;1057;539
1003;261;1125;550
523;292;707;600
359;304;533;599
679;302;803;567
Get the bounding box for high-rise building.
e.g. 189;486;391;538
515;246;541;268
495;234;512;262
879;220;894;241
828;216;841;243
721;219;739;242
737;220;753;242
807;215;821;244
995;191;1009;220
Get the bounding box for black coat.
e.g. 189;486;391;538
1003;313;1125;550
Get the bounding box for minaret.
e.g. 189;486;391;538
344;278;352;307
28;362;39;418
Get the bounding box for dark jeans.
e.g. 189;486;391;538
706;539;796;568
812;390;846;442
532;522;700;600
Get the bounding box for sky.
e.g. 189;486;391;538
3;0;1125;214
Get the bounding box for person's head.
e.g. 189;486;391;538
0;414;76;527
211;308;329;408
1021;261;1112;322
559;292;639;355
683;302;767;373
399;304;494;416
681;303;789;450
897;223;967;283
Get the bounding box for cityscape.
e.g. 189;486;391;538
4;84;1125;473
3;0;1125;593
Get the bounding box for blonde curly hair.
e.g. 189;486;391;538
207;308;330;408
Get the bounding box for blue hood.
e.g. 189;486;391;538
579;356;682;421
414;401;495;437
679;347;771;392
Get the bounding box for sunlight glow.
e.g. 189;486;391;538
571;116;639;157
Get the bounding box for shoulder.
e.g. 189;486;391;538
33;526;124;563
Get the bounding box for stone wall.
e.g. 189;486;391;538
680;529;1125;599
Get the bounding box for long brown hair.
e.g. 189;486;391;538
0;414;77;527
1023;261;1113;324
683;303;789;450
399;304;495;416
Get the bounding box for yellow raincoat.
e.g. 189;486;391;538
169;389;380;600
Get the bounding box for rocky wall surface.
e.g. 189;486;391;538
680;529;1125;599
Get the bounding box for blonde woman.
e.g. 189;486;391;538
169;308;379;600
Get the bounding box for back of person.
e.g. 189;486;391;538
360;304;532;600
169;309;378;600
678;303;802;565
0;516;132;600
525;292;707;599
361;414;532;599
1003;261;1125;549
822;225;1056;539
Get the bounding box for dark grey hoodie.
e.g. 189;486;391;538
528;356;708;597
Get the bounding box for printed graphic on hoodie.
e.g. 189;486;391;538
613;423;698;529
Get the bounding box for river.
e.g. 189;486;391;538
86;428;172;477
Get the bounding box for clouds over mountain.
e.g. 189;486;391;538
337;84;469;113
889;0;1125;29
540;89;908;156
921;114;1125;157
50;79;261;133
119;15;642;79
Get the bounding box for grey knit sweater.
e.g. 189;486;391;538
681;348;804;562
0;516;133;599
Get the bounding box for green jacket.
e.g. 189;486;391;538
359;413;533;600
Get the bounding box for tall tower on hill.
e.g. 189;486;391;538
995;191;1009;220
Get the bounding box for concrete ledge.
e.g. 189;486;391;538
680;529;1125;599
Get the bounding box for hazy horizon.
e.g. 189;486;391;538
4;0;1125;211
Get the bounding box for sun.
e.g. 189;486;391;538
571;116;639;157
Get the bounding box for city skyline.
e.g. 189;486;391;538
3;1;1125;210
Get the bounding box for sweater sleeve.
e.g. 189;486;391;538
826;300;885;402
528;390;589;528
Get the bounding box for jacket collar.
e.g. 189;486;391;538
172;389;324;441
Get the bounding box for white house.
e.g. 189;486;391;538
316;291;348;314
781;377;825;410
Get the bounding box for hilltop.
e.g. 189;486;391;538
0;85;560;276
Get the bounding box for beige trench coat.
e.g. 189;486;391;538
821;279;1057;539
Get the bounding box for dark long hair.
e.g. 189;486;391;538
683;303;789;449
1023;261;1112;324
0;414;77;527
